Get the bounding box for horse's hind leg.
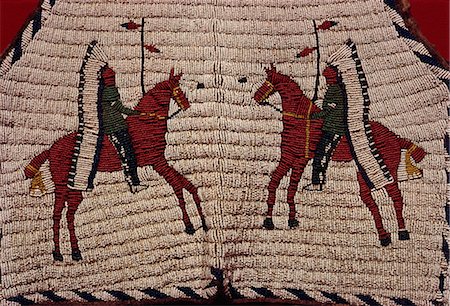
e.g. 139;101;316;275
357;172;391;246
52;188;66;261
264;161;290;230
385;181;410;240
286;163;306;228
67;190;83;261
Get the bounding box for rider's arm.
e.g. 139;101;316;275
111;100;141;116
310;108;329;119
104;86;141;116
310;101;331;119
310;86;339;119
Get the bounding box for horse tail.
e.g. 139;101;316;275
398;138;427;180
24;149;50;197
398;138;426;163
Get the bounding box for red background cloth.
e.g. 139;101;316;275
1;0;449;60
409;0;449;61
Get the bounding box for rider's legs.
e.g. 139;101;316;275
109;129;146;193
310;131;342;188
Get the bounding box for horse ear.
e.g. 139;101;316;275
265;64;276;75
169;67;175;78
175;72;183;82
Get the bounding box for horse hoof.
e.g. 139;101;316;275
263;218;274;230
380;234;392;247
398;230;410;241
185;224;196;235
53;251;63;262
288;219;299;228
71;250;83;261
201;219;209;232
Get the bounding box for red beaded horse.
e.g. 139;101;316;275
253;65;426;246
24;69;207;261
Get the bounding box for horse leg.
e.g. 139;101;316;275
153;160;195;234
158;159;207;231
183;182;207;232
286;163;306;228
264;161;291;230
384;181;410;240
52;188;66;261
67;190;83;261
357;172;391;246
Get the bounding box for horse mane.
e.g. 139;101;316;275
271;70;311;101
269;69;321;114
270;70;297;86
136;79;172;110
152;79;171;91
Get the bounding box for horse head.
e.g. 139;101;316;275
253;64;319;118
167;68;190;111
136;68;190;118
253;64;278;104
253;64;296;104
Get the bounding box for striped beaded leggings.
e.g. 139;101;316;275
311;131;342;185
108;129;140;187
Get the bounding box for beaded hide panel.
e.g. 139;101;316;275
0;0;449;305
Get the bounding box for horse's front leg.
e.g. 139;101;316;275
184;183;207;232
286;161;308;228
162;163;207;232
264;160;291;230
153;159;195;234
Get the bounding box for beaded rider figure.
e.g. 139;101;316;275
94;65;148;193
304;65;347;191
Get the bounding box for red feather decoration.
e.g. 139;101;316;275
317;20;338;30
297;47;317;58
144;45;161;53
120;21;141;30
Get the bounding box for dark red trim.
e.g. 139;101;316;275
0;0;42;60
394;0;449;67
